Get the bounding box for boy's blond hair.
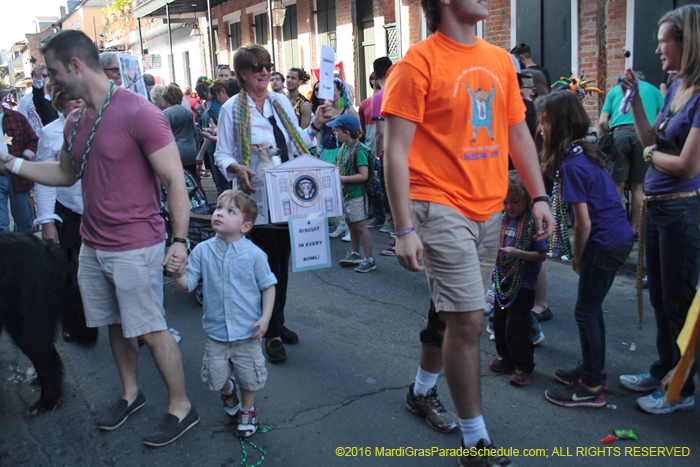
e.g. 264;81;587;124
217;190;258;224
507;170;532;207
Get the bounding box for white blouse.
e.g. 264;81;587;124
33;113;83;225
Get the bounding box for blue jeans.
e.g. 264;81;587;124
646;195;700;396
0;174;33;233
575;238;633;387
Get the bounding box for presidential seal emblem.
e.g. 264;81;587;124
289;171;322;207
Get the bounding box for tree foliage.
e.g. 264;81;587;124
102;0;137;42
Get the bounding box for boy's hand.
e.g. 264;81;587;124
250;316;271;340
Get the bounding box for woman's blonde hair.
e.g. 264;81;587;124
50;83;67;113
659;5;700;86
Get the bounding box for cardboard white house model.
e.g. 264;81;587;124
252;155;343;225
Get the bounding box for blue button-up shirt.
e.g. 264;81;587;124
185;235;277;342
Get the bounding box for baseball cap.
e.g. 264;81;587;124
326;114;360;133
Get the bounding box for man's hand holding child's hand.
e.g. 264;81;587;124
165;256;185;277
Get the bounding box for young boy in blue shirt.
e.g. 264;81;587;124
167;190;277;437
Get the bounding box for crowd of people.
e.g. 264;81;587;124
1;2;699;466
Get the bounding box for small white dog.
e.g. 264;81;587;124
251;140;281;178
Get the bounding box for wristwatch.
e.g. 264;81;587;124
172;237;191;249
532;195;551;205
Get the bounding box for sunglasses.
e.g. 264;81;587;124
104;67;120;73
42;73;48;78
251;63;274;73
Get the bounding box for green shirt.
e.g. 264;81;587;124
337;141;369;200
601;81;664;128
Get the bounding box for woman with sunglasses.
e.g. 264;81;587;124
618;5;700;414
214;44;333;364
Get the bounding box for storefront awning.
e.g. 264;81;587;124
133;0;227;19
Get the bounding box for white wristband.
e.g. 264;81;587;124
11;158;23;175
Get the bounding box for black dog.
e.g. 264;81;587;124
0;233;97;414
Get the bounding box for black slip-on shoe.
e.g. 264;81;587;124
143;406;200;447
280;325;299;345
98;390;146;431
266;339;287;363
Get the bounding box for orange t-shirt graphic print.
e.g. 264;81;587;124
382;33;525;221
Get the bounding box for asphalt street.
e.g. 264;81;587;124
0;228;697;467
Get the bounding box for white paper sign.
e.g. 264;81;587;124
288;214;331;272
142;54;153;70
318;45;335;101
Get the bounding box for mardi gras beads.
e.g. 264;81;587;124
493;209;534;309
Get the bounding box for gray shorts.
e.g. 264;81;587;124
201;336;268;392
344;195;368;223
77;242;167;338
411;201;500;313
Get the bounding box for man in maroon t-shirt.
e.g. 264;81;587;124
1;30;197;448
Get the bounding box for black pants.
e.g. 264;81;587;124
493;288;536;373
54;201;82;265
249;227;290;340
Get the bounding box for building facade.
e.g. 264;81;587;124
130;0;691;124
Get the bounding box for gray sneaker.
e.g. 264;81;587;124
636;389;695;414
355;257;377;273
339;252;362;267
619;371;659;392
367;217;384;228
405;384;458;433
379;220;394;233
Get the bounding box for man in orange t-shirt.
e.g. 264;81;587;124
382;1;554;465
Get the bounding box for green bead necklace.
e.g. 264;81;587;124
68;82;115;180
337;139;359;199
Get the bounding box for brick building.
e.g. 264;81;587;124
208;0;401;104
136;0;691;124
